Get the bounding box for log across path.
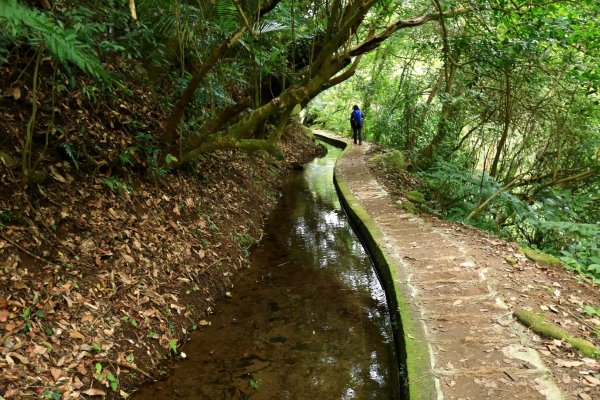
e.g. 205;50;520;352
316;131;565;400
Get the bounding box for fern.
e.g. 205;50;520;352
215;0;238;20
60;142;79;171
0;0;108;81
256;20;289;35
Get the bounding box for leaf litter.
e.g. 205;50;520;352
0;122;323;398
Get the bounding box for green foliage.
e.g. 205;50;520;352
60;143;79;171
406;191;425;204
416;161;600;281
234;232;258;255
41;389;62;400
121;315;138;328
0;0;107;80
94;362;119;392
101;176;132;195
249;378;261;390
168;339;178;353
215;0;238;20
583;305;600;317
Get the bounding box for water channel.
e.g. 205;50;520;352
132;142;401;399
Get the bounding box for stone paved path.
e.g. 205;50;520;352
327;134;565;400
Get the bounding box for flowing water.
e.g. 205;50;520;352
132;142;401;399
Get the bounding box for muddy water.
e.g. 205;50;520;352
132;142;401;399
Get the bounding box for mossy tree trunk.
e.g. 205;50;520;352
165;1;472;166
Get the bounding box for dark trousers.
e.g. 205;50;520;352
352;125;362;144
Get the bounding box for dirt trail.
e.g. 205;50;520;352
324;132;600;400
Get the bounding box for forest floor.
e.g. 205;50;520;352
328;132;600;400
0;117;324;399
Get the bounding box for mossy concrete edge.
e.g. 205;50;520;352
314;133;437;400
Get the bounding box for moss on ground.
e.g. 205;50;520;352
517;247;562;267
371;150;407;170
402;201;419;214
406;191;425;204
514;310;598;358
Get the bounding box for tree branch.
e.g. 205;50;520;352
160;0;282;144
348;7;473;58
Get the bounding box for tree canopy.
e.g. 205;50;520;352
1;0;598;277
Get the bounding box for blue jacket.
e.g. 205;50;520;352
350;109;363;127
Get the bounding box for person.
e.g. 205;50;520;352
350;105;364;145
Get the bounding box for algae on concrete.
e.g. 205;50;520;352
514;310;598;358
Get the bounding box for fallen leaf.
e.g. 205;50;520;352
50;368;62;380
70;331;85;340
48;166;66;183
6;352;29;364
82;388;107;396
453;299;463;306
583;375;600;386
579;393;592;400
555;359;584;368
11;87;21;100
4;321;17;331
33;344;47;355
121;253;135;264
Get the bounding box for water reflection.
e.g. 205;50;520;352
132;142;400;400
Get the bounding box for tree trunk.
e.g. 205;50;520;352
415;61;457;167
160;0;282;145
160;26;247;145
490;71;511;177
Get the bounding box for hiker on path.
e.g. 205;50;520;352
350;105;364;145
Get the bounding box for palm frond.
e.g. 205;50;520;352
0;0;107;81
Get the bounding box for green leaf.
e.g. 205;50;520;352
583;305;599;316
165;154;178;165
168;339;177;353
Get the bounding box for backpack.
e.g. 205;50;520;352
351;109;363;127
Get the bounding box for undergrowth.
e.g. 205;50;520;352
417;161;600;282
